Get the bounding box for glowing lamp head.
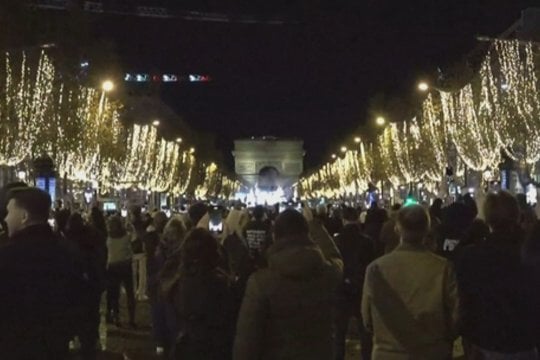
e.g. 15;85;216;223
101;80;114;92
354;137;361;143
189;147;195;154
376;116;386;126
331;154;337;159
175;137;183;143
340;146;347;153
152;120;160;126
418;82;429;92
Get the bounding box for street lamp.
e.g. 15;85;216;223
175;137;183;143
189;147;195;154
331;154;337;159
376;116;386;126
152;120;160;127
354;137;361;143
417;81;430;92
101;80;114;92
340;146;347;153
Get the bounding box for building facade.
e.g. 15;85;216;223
233;137;304;197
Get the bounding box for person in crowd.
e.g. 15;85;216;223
380;203;402;254
364;201;388;257
429;198;444;225
456;191;539;359
453;218;489;258
54;208;71;236
326;205;344;236
89;205;108;241
334;207;374;360
242;205;272;265
436;200;474;260
129;206;147;254
234;208;343;360
0;181;27;246
168;228;235;359
221;208;257;320
65;213;107;360
187;202;208;230
523;221;540;353
145;212;180;357
54;199;64;214
146;212;170;296
517;193;537;237
0;187;84;359
362;205;458;359
106;215;136;327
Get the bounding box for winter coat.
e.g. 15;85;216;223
456;230;540;353
172;269;235;360
362;242;459;360
0;224;86;358
233;221;343;360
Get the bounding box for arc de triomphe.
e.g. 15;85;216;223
233;137;305;194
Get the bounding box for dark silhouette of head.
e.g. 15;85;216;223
54;209;71;234
274;209;309;243
253;205;265;221
0;182;28;231
484;191;520;233
4;187;51;236
188;202;208;227
180;228;220;274
107;215;126;238
342;207;359;223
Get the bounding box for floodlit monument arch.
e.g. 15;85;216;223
232;137;305;204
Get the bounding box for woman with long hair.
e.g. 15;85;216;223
106;215;136;328
170;228;234;360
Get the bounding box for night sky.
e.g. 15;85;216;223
90;0;538;170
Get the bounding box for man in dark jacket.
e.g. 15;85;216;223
456;191;539;358
234;208;343;360
334;207;374;360
0;187;84;359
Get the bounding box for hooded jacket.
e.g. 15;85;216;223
233;220;343;360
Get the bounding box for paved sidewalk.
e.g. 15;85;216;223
67;295;464;360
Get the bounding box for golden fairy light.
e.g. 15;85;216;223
0;50;232;195
299;39;540;199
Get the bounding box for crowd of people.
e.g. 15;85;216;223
0;181;539;360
